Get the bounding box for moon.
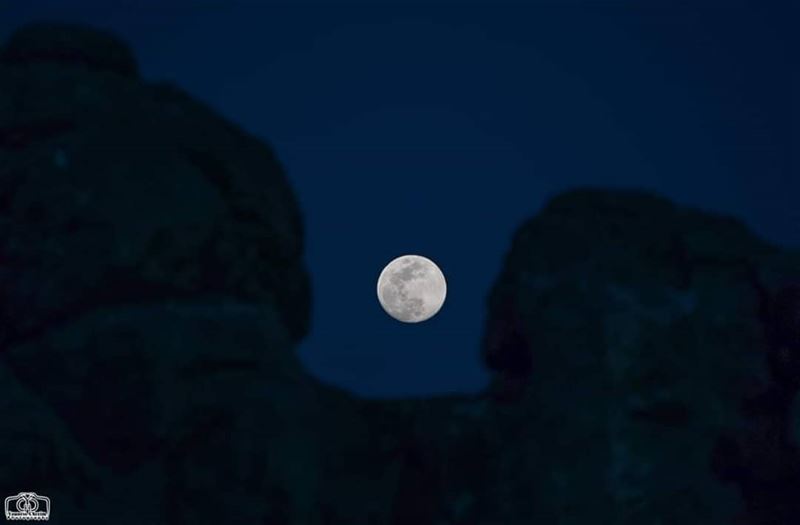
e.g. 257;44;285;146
377;255;447;323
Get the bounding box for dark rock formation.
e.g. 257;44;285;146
361;190;799;524
0;24;309;346
467;189;799;524
0;23;315;524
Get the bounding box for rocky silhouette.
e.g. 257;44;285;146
468;190;799;524
0;22;317;524
1;24;798;525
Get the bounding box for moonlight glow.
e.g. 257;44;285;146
377;255;447;323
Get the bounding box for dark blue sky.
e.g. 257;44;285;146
2;1;794;397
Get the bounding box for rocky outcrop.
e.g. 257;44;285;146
0;23;309;345
0;23;314;524
355;190;799;525
460;190;798;524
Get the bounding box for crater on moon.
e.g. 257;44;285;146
377;255;447;323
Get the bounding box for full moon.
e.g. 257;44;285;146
377;255;447;323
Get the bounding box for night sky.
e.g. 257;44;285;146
2;1;794;398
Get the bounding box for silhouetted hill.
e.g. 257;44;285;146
344;190;799;525
475;189;800;523
0;23;316;524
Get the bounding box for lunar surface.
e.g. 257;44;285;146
377;255;447;323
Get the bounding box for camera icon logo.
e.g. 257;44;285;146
4;492;50;521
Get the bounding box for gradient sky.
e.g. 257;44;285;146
2;1;794;397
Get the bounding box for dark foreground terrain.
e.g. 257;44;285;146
1;25;798;524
